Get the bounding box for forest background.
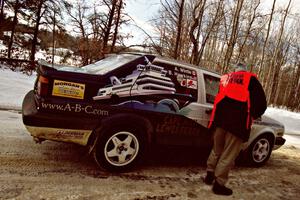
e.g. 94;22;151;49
0;0;299;111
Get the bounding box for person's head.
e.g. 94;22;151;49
233;63;248;72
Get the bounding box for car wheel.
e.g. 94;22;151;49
93;126;145;172
246;135;273;167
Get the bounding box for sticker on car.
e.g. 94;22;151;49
52;80;85;99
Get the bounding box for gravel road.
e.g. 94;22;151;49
1;110;300;200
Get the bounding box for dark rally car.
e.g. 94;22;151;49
22;53;285;172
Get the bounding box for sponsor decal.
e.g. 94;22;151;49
52;80;85;99
170;67;198;89
180;79;197;89
156;116;199;135
56;130;85;139
26;126;92;145
172;67;197;80
187;79;197;89
41;102;109;116
94;63;176;100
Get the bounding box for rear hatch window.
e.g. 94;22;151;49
80;54;140;75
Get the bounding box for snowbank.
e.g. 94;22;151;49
265;107;300;135
0;67;35;110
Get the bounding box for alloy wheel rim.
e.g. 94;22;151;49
104;131;139;167
252;138;270;163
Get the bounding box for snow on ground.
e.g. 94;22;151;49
0;67;35;110
265;107;300;135
0;42;7;50
0;67;299;134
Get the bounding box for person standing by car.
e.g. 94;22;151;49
203;63;267;196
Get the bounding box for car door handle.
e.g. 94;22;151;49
205;109;213;114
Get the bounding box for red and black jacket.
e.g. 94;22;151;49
208;71;266;142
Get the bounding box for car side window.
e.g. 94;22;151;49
203;74;220;104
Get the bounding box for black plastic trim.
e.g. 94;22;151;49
275;137;286;146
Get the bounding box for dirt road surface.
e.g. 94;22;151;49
1;110;300;200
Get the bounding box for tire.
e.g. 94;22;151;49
93;125;145;172
246;134;273;167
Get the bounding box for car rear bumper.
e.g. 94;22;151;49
22;90;96;145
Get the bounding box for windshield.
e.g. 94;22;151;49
81;54;140;75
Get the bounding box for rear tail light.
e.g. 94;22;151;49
37;75;49;96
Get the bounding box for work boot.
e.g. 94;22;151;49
203;171;214;185
212;181;233;196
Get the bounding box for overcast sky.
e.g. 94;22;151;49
121;0;160;46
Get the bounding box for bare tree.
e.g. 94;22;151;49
273;35;292;105
64;0;90;64
0;0;6;22
258;0;276;80
174;0;185;59
110;0;123;52
7;0;20;59
26;0;65;64
265;0;292;104
292;63;300;110
285;46;300;110
222;0;244;73
102;0;117;54
236;0;260;62
29;0;45;63
197;0;223;65
189;0;207;64
152;0;300;110
153;0;187;59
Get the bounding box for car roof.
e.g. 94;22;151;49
121;52;220;76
